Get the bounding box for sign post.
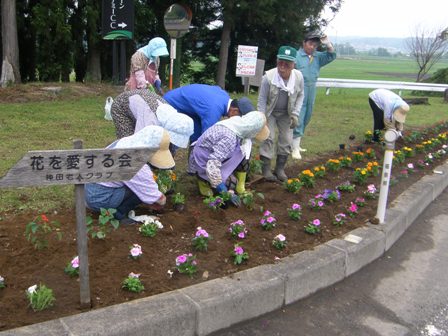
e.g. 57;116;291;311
0;144;155;307
102;0;134;84
163;4;192;90
236;45;258;95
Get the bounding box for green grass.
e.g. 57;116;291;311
1;57;447;213
320;56;448;81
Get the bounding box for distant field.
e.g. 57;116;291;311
320;56;448;81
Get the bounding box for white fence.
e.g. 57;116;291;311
316;78;448;96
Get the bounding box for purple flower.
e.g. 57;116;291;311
238;232;246;239
367;184;377;193
263;210;272;217
195;227;209;238
71;256;79;269
176;254;187;265
266;216;276;223
291;203;301;210
234;246;244;255
317;201;324;207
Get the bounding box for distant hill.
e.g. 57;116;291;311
329;36;409;53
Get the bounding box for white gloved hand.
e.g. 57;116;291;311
320;35;331;46
397;130;403;137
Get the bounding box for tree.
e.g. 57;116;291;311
406;26;448;82
1;0;21;85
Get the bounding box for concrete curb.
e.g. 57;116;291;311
2;161;448;336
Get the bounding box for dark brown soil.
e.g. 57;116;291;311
1;129;446;331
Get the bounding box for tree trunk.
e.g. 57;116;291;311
1;0;21;84
216;19;231;89
86;44;102;82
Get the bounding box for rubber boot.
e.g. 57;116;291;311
197;178;213;197
274;155;288;182
235;172;247;195
291;137;302;160
261;156;278;182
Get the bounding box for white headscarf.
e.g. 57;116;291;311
216;111;266;140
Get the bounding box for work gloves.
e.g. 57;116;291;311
320;35;333;48
290;116;299;129
214;183;241;208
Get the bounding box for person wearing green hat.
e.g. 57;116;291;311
257;46;304;182
292;31;336;159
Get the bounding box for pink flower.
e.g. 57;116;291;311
317;201;324;207
291;203;301;210
234;246;244;255
407;163;414;169
367;184;377;193
263;210;272;216
348;202;358;212
130;244;142;258
275;234;286;242
195;227;209;238
233;219;244;225
238;232;246;239
128;272;140;278
176;254;187;265
71;256;79;269
312;219;321;226
266;216;276;223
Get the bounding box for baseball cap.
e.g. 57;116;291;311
277;46;297;62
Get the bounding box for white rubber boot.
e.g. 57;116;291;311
291;137;302;160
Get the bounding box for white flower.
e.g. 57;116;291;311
128;272;140;279
275;234;286;242
167;270;174;278
0;276;4;283
27;284;37;294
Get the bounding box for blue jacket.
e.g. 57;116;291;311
163;84;230;143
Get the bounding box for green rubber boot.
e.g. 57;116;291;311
197;179;213;197
235;172;247;194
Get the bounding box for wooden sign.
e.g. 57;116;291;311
0;147;155;188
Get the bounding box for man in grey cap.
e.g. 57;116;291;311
292;31;336;159
258;45;304;182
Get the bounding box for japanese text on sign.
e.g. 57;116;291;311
236;45;258;77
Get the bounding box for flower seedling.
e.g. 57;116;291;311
139;217;163;237
299;170;315;188
336;181;356;193
259;210;277;230
284;178;303;193
365;148;376;159
228;219;248;239
192;227;211;252
347;202;359;218
313;165;326;178
0;276;5;289
308;195;325;210
304;219;321;235
175;253;197;277
86;208;120;240
25;214;62;250
352;151;364;163
153;169;177;194
272;234;287;250
364;130;373;143
64;256;79;277
353;168;368;184
322;189;341;203
240;190;264;211
364;184;378;199
332;213;347;226
26;284;55;311
339;156;352;168
249;156;263;175
287;203;302;220
203;194;227;210
122;272;144;293
354;197;366;207
326;158;341;172
402;146;414;158
129;244;143;260
232;244;249;265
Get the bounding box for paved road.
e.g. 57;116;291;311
211;189;448;336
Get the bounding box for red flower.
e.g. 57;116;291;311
41;214;49;222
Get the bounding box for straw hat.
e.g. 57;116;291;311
114;125;175;169
393;103;409;123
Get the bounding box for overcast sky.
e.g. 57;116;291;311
323;0;447;38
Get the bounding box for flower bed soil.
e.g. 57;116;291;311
0;132;447;331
